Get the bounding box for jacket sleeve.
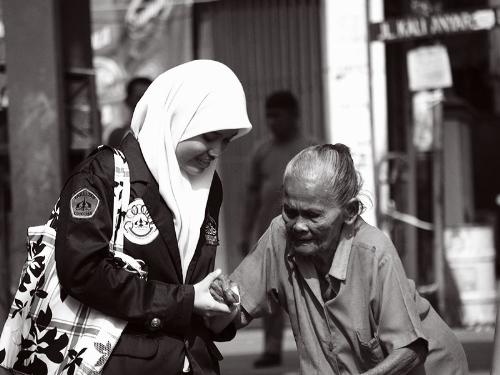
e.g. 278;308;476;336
54;152;194;334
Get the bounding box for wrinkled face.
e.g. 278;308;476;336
266;107;297;141
176;129;238;175
282;174;345;257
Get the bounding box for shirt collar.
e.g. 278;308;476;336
327;219;358;281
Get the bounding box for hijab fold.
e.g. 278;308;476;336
131;60;252;281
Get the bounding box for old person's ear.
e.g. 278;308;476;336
343;198;359;225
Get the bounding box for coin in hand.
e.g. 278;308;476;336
209;274;239;305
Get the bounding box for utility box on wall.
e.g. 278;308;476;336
442;98;497;327
442;99;475;228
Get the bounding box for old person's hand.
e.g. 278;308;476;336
209;274;240;306
193;269;231;317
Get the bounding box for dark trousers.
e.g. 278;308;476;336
263;306;284;354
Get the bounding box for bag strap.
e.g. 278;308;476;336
109;148;130;253
108;147;147;279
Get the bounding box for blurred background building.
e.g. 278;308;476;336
1;0;500;345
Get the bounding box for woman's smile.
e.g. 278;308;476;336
196;156;213;169
176;129;238;176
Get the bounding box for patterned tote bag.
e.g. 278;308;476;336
0;147;147;375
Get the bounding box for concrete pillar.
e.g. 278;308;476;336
490;1;500;115
320;0;387;227
320;1;422;279
61;0;100;169
3;0;66;320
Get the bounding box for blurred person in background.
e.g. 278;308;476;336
214;144;468;375
107;76;152;147
55;60;252;375
239;90;316;368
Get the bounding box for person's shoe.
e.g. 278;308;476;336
253;353;282;368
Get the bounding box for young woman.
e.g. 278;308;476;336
54;60;252;375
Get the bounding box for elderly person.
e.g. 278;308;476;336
213;143;468;374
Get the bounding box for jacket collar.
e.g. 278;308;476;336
117;133;222;283
119;133;153;184
120;133;184;282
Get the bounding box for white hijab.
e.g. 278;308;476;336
130;60;252;281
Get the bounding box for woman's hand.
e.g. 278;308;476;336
193;269;232;316
206;303;241;333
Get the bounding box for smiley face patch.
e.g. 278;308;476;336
123;199;159;245
70;188;100;219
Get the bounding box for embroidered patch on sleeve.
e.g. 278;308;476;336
70;188;100;219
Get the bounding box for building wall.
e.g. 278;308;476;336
194;0;325;271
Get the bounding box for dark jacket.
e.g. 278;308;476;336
55;134;234;375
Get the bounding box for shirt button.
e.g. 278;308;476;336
150;317;161;330
328;342;334;351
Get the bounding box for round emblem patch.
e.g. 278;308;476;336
70;188;100;219
123;199;159;245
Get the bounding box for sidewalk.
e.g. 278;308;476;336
217;325;494;375
0;325;492;375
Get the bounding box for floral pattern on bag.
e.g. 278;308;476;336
19;237;46;293
63;347;87;375
0;147;146;375
13;307;69;374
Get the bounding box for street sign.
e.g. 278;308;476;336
407;45;452;91
370;8;497;42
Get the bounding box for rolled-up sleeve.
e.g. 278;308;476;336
373;249;428;354
231;220;283;318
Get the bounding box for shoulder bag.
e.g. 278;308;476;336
0;147;146;375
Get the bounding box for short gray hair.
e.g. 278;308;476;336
283;144;364;212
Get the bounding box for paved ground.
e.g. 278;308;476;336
0;323;492;375
218;325;298;375
217;324;494;375
456;326;494;373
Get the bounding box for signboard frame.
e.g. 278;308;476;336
370;7;499;42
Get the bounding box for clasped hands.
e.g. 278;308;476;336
193;269;240;317
193;269;240;333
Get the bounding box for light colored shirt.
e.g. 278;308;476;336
231;216;469;374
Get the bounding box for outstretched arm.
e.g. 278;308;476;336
56;152;230;336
